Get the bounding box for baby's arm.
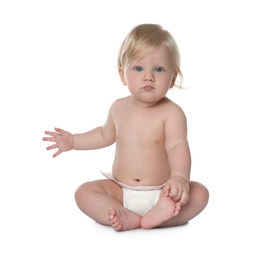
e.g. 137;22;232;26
73;104;116;150
163;104;191;204
43;103;116;157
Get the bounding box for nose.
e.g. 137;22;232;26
144;70;154;81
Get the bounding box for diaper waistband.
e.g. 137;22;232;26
101;171;166;191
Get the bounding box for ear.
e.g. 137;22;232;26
170;70;178;88
118;68;127;85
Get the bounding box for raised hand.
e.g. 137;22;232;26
42;127;74;158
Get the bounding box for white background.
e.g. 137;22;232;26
1;0;263;259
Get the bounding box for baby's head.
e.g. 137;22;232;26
118;23;182;88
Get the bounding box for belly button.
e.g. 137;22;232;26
135;179;140;182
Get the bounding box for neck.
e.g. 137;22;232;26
130;96;165;108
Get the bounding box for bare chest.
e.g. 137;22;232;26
114;108;165;145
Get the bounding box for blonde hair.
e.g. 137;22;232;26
118;24;183;88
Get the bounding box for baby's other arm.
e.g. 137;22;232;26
163;103;191;204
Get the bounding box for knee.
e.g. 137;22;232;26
200;183;209;206
190;181;210;208
74;182;91;207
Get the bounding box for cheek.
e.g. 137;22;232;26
161;76;174;86
124;74;137;85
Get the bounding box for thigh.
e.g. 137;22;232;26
76;179;124;205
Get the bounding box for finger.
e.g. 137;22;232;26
44;131;57;137
180;191;189;205
52;150;61;158
46;144;57;150
42;136;55;142
169;187;179;198
54;127;63;135
170;192;182;202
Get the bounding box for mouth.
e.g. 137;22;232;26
142;86;154;91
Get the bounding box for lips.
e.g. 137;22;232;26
143;86;154;91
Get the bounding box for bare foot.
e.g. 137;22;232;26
108;208;142;231
141;196;181;229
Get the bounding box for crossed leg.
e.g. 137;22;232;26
75;180;209;231
75;179;141;231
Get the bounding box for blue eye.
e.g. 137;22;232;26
134;66;143;72
154;67;164;72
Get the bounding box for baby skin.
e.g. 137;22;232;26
108;195;182;231
43;43;209;231
45;96;209;231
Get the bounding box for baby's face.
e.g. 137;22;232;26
119;45;177;106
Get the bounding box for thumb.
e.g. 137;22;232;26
162;184;170;197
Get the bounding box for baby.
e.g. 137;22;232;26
43;23;209;231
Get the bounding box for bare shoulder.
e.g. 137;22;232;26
162;98;188;141
101;97;130;133
162;97;187;121
109;96;130;110
162;99;188;146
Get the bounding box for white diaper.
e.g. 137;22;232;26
101;171;165;216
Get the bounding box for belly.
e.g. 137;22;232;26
111;145;171;186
